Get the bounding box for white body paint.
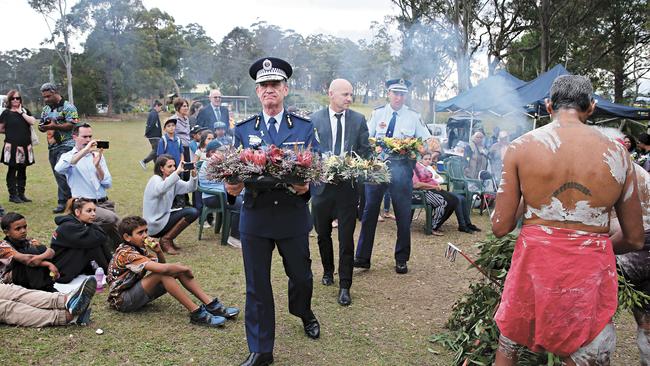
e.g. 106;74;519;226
637;328;650;365
602;147;628;184
571;323;616;366
525;197;609;227
528;122;562;153
634;164;650;231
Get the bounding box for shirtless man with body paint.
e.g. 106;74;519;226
491;75;644;366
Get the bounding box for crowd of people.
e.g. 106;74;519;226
0;60;649;366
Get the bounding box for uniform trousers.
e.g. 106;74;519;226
356;159;414;263
240;232;313;353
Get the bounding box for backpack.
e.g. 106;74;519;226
161;135;181;152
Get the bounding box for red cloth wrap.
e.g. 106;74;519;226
494;224;617;355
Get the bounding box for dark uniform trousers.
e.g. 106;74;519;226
312;182;358;289
239;188;314;353
356;158;415;263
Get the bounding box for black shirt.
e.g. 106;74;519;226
0;108;32;146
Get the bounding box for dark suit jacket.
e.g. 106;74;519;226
196;105;230;133
310;107;370;196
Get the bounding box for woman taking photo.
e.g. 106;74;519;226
0;90;37;203
143;154;199;255
51;198;110;283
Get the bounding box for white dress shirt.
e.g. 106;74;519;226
329;108;346;156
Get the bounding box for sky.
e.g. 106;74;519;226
1;0;398;52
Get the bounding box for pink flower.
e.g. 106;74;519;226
296;150;313;167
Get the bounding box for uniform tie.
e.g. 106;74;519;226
386;111;397;137
268;117;278;143
334;113;343;155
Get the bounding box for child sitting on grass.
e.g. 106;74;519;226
106;216;239;327
0;212;59;292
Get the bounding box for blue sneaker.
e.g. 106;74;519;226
205;298;240;319
65;277;97;316
73;308;92;326
190;305;226;327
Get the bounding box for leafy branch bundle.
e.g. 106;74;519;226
431;234;650;365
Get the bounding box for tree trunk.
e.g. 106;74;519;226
538;0;551;72
65;50;73;104
106;59;114;116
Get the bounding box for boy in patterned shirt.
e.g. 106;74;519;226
0;212;59;291
106;216;239;327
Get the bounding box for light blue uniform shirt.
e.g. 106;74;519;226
198;162;224;199
367;104;431;139
54;146;112;199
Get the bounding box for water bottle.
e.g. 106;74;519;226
95;267;105;293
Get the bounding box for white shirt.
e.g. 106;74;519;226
263;109;284;133
329;108;346;156
367;104;431;139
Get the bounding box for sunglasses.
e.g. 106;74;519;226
10;96;21;101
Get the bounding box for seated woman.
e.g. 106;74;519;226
412;153;459;235
143;154;199;255
428;151;482;233
51;198;110;283
198;140;242;247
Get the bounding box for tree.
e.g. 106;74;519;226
216;27;261;96
29;0;77;103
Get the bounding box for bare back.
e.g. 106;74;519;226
492;119;643;237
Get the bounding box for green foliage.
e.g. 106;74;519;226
617;273;650;313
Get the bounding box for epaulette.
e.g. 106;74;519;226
289;111;311;122
373;105;384;110
236;114;257;126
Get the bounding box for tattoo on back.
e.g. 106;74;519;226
552;182;592;197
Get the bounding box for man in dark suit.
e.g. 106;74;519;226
196;89;231;134
311;79;370;306
225;57;320;366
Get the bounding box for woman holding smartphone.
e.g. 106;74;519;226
142;154;199;255
0;90;37;203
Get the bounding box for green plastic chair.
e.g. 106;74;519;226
197;187;230;245
411;189;433;235
443;156;482;217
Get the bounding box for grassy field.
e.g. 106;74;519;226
0;119;642;365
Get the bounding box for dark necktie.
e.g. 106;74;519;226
334;113;343;155
214;107;221;121
268;117;278;143
386;111;397;138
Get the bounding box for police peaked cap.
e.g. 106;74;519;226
249;57;293;83
386;78;412;93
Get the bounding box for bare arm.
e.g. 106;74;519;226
612;163;644;253
144;261;194;278
491;147;521;237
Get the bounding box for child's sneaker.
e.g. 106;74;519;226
71;307;92;326
190;304;226;327
206;298;240;319
65;277;97;316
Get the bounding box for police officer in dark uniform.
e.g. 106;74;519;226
225;57;320;366
355;78;431;275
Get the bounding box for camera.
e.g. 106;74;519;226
183;162;195;170
96;141;109;149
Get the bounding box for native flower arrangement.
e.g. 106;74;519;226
369;137;424;160
321;153;391;184
204;145;323;184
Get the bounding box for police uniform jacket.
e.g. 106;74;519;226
233;110;320;239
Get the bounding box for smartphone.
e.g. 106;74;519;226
96;140;110;149
183;162;195;170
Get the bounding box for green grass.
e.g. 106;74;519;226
0;119;641;365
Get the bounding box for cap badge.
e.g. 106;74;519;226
262;59;272;71
399;78;405;85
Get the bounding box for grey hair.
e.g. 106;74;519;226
40;82;58;93
550;75;594;112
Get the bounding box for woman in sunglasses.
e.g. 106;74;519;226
0;90;37;203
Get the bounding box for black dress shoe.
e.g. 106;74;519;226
302;314;320;339
353;259;370;269
458;226;474;234
9;195;23;204
395;261;408;274
337;288;351;306
321;273;334;286
52;204;65;214
467;224;482;232
239;352;274;366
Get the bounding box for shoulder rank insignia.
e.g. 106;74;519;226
236;114;257;126
289;110;311;122
373;105;384;110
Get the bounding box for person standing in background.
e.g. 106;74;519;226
140;100;163;170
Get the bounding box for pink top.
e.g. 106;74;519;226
412;162;439;187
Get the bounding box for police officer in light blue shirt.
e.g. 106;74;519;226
225;57;320;366
355;78;431;275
